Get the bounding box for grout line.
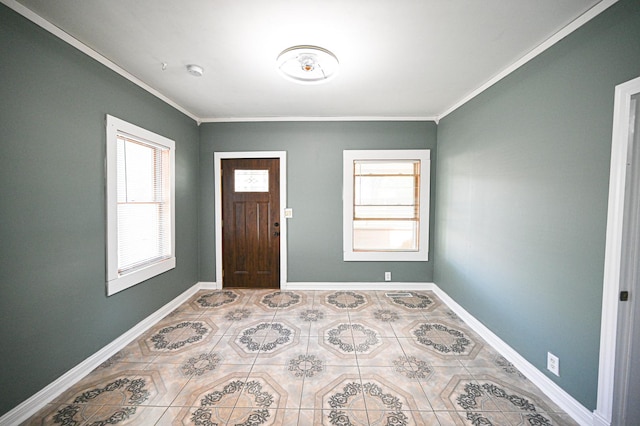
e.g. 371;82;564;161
20;289;578;425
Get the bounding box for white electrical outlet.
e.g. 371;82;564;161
547;352;560;376
384;272;391;281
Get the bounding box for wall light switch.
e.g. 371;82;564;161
284;208;293;218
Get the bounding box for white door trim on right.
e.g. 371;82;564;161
595;75;640;426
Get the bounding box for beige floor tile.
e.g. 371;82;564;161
23;289;583;425
300;369;362;410
170;366;251;407
358;366;434;411
397;337;466;368
24;403;168;426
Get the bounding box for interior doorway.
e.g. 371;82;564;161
214;151;287;289
612;90;640;424
596;75;640;426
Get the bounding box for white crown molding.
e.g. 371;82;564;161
0;0;201;124
199;116;437;123
0;282;203;426
2;0;617;125
437;0;619;121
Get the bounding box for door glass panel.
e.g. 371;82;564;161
235;169;269;192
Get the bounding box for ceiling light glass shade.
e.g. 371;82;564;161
276;45;339;84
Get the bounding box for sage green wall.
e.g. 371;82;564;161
434;0;640;410
0;5;199;416
199;121;436;283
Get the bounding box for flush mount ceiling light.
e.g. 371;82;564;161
186;64;204;77
276;45;339;84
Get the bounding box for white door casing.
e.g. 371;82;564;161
595;75;640;426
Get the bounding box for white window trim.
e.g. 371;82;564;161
343;149;430;262
105;115;176;296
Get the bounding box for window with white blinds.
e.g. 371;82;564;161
106;115;175;296
343;150;430;261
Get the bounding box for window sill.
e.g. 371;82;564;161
106;257;176;296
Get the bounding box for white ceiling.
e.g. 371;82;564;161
10;0;611;122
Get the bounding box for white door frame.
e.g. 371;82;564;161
214;151;288;288
595;75;640;426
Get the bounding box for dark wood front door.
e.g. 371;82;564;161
222;158;280;288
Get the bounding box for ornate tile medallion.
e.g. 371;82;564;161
54;405;137;425
393;355;433;380
225;308;251;321
44;371;164;425
260;291;302;309
407;321;481;359
191;380;273;425
196;290;239;308
233;321;298;355
141;319;218;356
181;352;222;376
288;354;324;378
179;373;286;426
299;309;324;322
388;292;435;310
412;323;470;353
323;322;383;356
325;291;367;310
317;375;418;426
373;309;399;322
444;376;558;425
150;322;208;351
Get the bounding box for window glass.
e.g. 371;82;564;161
234;169;269;192
116;137;171;273
343;150;430;261
106;115;175;296
353;160;420;252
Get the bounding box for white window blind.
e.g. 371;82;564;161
353;159;420;252
116;136;171;274
106;115;175;296
343;150;430;262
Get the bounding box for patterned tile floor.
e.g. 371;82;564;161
25;289;579;425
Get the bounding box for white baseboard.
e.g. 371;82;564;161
284;282;434;291
1;281;593;426
0;282;204;426
430;285;593;426
199;281;220;290
592;412;610;426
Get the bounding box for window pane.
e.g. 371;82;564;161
354;205;417;219
117;204;169;270
355;176;416;206
355;160;417;175
116;137;170;273
353;220;418;251
235;169;269;192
